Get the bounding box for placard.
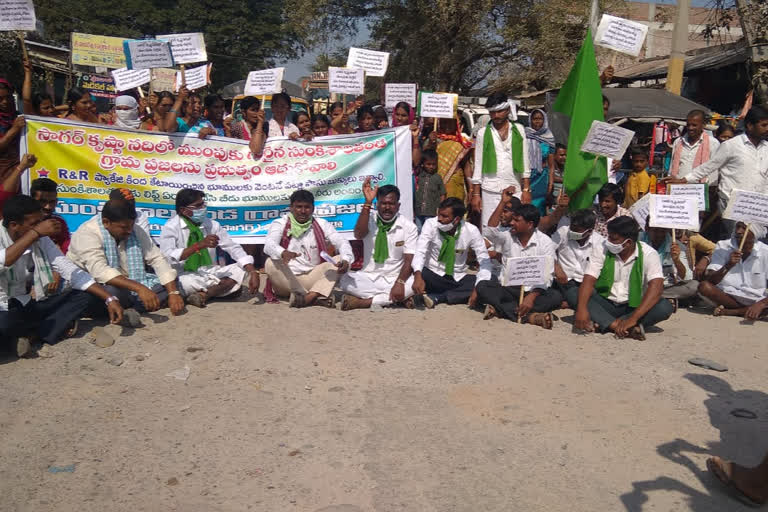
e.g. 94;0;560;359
123;39;174;70
385;83;417;109
71;32;126;69
0;0;36;31
668;183;708;211
505;256;548;287
649;195;699;231
595;14;649;57
346;47;390;77
175;63;211;91
243;67;285;96
111;67;151;91
157;32;207;64
629;193;651;226
76;73;116;100
150;68;176;93
580;120;635;160
723;189;768;226
418;92;457;119
328;67;365;96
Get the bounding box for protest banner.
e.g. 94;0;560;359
0;0;36;31
71;32;126;69
328;67;365;96
151;68;176;93
629;192;651;226
175;63;211;91
346;47;390;77
157;32;207;64
580;120;634;160
418;92;457;119
384;83;417;109
595;14;649;57
123;39;174;70
668;183;708;211
76;73;117;100
111;67;151;92
21;117;414;243
649;195;699;231
243;68;285;96
723;189;768;226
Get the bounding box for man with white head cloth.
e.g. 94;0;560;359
470;92;531;227
113;95;142;130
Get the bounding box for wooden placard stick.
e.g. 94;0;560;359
17;31;29;62
518;286;525;324
433;117;438;133
672;228;676;244
180;64;186;88
136;87;151;115
739;223;752;251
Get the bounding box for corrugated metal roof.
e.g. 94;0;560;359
615;41;748;81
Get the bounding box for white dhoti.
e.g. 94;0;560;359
339;271;415;307
178;263;247;297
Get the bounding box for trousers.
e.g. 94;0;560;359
421;267;476;304
585;291;674;332
0;290;92;345
476;280;563;320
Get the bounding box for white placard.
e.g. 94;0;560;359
629;193;652;227
649;195;700;231
595;14;649;57
723;189;768;226
0;0;36;31
328;67;365;96
385;83;417;109
418;92;457;119
243;67;285;96
111;67;151;91
346;47;390;77
157;32;207;64
580;120;635;160
175;63;211;91
506;256;549;287
124;39;174;70
668;183;708;211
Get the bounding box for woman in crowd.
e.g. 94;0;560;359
329;100;356;135
0;77;24;181
113;95;143;130
189;94;229;138
392;102;413;128
373;105;389;129
229;96;266;157
140;91;176;132
66;87;99;123
431;117;472;202
21;59;57;117
715;122;735;143
355;105;376;133
293;111;313;140
268;92;300;139
525;109;556;216
175;91;204;133
311;114;330;137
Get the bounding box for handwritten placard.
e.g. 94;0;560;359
580;120;635;160
595;14;649;57
418;92;457;119
723;189;768;226
506;256;549;287
347;47;390;77
385;83;417;109
150;67;176;93
649;195;700;230
111;67;151;91
629;193;651;226
243;67;285;96
175;63;211;91
328;67;365;95
0;0;36;31
157;32;207;64
123;39;174;70
668;183;708;211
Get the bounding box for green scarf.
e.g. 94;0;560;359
373;215;396;264
595;242;644;308
287;212;313;239
182;216;213;272
482;123;525;175
437;221;462;276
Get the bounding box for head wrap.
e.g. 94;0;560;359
524;108;556;171
391;102;414;127
114;95;141;129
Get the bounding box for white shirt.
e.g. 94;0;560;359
136;210;150;236
688;134;768;201
672;132;720;182
267;119;300;139
551;225;605;283
707;238;768;302
471;122;530;194
159;215;254;274
585;241;664;304
0;236;95;310
358;214;419;282
264;215;353;274
412;218;492;283
485;227;557;290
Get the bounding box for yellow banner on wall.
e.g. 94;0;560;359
71;32;127;69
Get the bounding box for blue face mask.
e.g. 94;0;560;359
189;206;207;225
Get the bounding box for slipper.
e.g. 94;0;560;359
401;297;415;309
289;292;306;308
707;456;766;507
688;357;728;372
65;320;79;338
629;324;646;341
316;294;336;309
483;305;497;320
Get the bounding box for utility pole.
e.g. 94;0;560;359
734;0;768;104
665;0;690;95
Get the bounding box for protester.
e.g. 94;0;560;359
339;180;418;310
594;183;630;236
707;452;768;506
263;189;353;308
624;148;655;208
311;114;330;137
471;92;530;226
159;189;259;307
413;149;446;228
412;197;492;307
477;195;561;328
714;122;735;143
190;94;229;138
113;95;143;130
293;111;313;140
392;102;414;127
373;105;389;129
355;105;376;133
549;143;567;199
329;101;354;135
65;87;99;123
698;222;768;319
640;222;697;307
229;96;267;157
0;78;23;181
573;216;674;340
142;91;175;132
1;195;123;357
0;153;35;211
681;229;716;279
67;198;184;324
109;189;150;235
175;92;204;133
21;59;56;117
433;117;472;202
268;93;300;139
30;177;70;253
668;110;720;182
525;109;556;216
552;208;605;308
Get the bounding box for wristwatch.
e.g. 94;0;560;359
169;290;181;296
396;278;406;285
105;296;119;305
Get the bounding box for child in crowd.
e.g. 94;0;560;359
623;148;656;208
413;150;446;229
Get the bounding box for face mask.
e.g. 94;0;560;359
604;239;627;255
568;229;590;241
189;206;207;225
114;108;141;128
437;220;456;232
497;226;511;232
377;211;398;224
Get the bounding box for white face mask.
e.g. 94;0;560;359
604;239;627;255
437;219;457;232
115;108;140;128
376;211;398;224
568;229;590;241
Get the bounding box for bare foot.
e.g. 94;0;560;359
707;456;768;505
527;312;553;330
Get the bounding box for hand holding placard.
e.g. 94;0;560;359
649;195;699;231
580;120;635;160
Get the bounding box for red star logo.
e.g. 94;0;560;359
37;168;50;178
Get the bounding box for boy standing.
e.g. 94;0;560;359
624;149;656;208
414;150;446;229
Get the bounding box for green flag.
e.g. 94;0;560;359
552;29;607;211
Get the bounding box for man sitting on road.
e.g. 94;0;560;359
30;176;70;253
552;208;605;309
574;216;674;340
264;189;353;308
339;179;419;311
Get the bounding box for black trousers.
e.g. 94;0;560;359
476;280;563;321
421;268;476;304
557;280;582;309
0;290;92;345
87;283;169;316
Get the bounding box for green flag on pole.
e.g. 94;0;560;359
552;28;607;211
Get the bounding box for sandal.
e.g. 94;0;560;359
65;320;79;338
483;305;497;320
316;295;337;309
527;312;553;330
289;292;306;308
707;456;766;506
